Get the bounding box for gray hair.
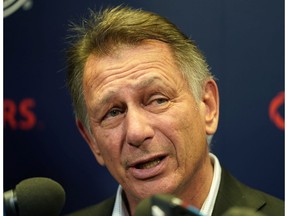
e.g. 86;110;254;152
66;6;213;129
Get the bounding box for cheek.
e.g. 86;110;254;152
94;128;124;162
159;107;206;154
155;114;190;161
158;108;197;140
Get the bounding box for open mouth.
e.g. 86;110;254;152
135;156;165;169
128;155;167;179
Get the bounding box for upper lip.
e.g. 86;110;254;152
126;153;167;169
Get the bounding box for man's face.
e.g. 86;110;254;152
79;40;218;205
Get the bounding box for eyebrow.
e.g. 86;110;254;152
134;76;162;90
96;90;117;108
95;76;165;108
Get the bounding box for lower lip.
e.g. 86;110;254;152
128;157;167;180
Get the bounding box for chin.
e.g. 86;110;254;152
135;182;179;199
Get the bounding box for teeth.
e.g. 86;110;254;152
137;158;161;169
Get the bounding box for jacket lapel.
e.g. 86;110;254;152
212;168;266;216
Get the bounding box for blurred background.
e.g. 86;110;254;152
4;0;284;214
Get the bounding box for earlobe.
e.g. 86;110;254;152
202;80;219;135
76;119;105;166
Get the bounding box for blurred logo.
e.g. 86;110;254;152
4;0;33;18
269;91;284;130
4;98;40;130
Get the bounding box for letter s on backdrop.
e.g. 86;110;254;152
4;98;37;130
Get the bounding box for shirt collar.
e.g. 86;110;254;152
112;186;129;216
112;153;222;216
200;153;222;216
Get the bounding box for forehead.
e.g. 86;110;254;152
84;41;176;79
83;40;185;99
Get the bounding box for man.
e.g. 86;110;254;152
66;6;283;216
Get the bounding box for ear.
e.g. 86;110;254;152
201;79;219;135
76;119;105;166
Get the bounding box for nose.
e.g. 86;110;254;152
125;107;155;147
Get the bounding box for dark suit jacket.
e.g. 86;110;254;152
68;169;284;216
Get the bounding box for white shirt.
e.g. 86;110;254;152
112;153;222;216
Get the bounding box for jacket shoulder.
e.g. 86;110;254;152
213;168;284;216
67;196;115;216
249;186;284;215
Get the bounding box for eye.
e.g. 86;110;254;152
154;98;168;105
148;94;169;106
145;95;170;113
103;108;123;120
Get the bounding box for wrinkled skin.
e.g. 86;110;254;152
77;40;219;215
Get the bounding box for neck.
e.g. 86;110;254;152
177;154;214;209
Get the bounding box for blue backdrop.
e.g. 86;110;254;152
4;0;284;214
